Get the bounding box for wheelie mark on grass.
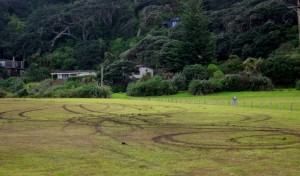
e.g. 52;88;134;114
152;126;300;150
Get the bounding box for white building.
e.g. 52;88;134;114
50;70;97;80
131;66;153;79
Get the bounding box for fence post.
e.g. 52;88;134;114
269;102;272;109
291;103;294;111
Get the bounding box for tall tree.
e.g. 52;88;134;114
181;0;216;65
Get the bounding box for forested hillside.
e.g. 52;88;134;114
0;0;299;94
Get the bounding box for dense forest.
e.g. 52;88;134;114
0;0;300;97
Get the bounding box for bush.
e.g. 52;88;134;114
188;80;216;95
223;73;251;91
127;76;176;96
207;64;220;77
209;78;224;92
220;55;244;74
0;89;7;98
182;64;207;83
16;88;28;98
111;85;127;93
52;85;112;98
249;76;274;91
67;75;96;83
213;70;225;79
296;80;300;90
171;73;187;91
0;77;25;92
90;86;112;98
26;80;52;97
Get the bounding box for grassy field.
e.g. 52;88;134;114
0;97;300;176
113;89;300;111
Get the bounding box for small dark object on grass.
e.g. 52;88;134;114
122;142;127;145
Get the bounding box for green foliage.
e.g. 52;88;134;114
16;88;28;98
25;80;52;97
73;40;107;70
213;70;224;79
208;77;224;92
188;80;216;95
23;64;50;82
296;80;300;90
0;66;8;79
261;47;300;86
207;64;220;77
182;64;207;84
171;73;187;91
223;73;274;91
47;46;76;70
103;60;135;91
0;89;7;98
220;55;244;74
0;77;25;92
127;76;176;96
210;0;297;60
90;86;112;98
243;57;262;75
67;75;96;84
181;0;216;64
223;74;250;91
249;75;274;91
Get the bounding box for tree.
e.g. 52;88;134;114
181;0;216;65
73;40;108;70
103;60;135;92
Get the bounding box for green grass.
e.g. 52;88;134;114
113;89;300;111
0;98;300;175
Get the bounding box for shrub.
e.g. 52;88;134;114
171;73;187;91
0;89;7;98
16;88;28;98
223;73;251;91
207;64;220;77
296;80;300;90
188;80;216;95
90;86;112;98
220;55;244;74
182;64;207;83
213;70;225;79
67;75;96;83
209;78;224;92
127;76;176;96
26;80;52;97
249;76;274;91
0;77;25;92
52;85;112;98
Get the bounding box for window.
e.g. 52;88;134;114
62;74;69;79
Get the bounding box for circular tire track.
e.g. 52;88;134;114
152;127;300;150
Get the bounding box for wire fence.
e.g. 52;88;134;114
126;97;299;111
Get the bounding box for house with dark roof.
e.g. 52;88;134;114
0;57;25;76
162;17;181;28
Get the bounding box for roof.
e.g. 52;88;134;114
50;70;96;74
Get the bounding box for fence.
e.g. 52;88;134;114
126;97;299;111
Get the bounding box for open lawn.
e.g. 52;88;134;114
114;89;300;111
0;98;300;176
